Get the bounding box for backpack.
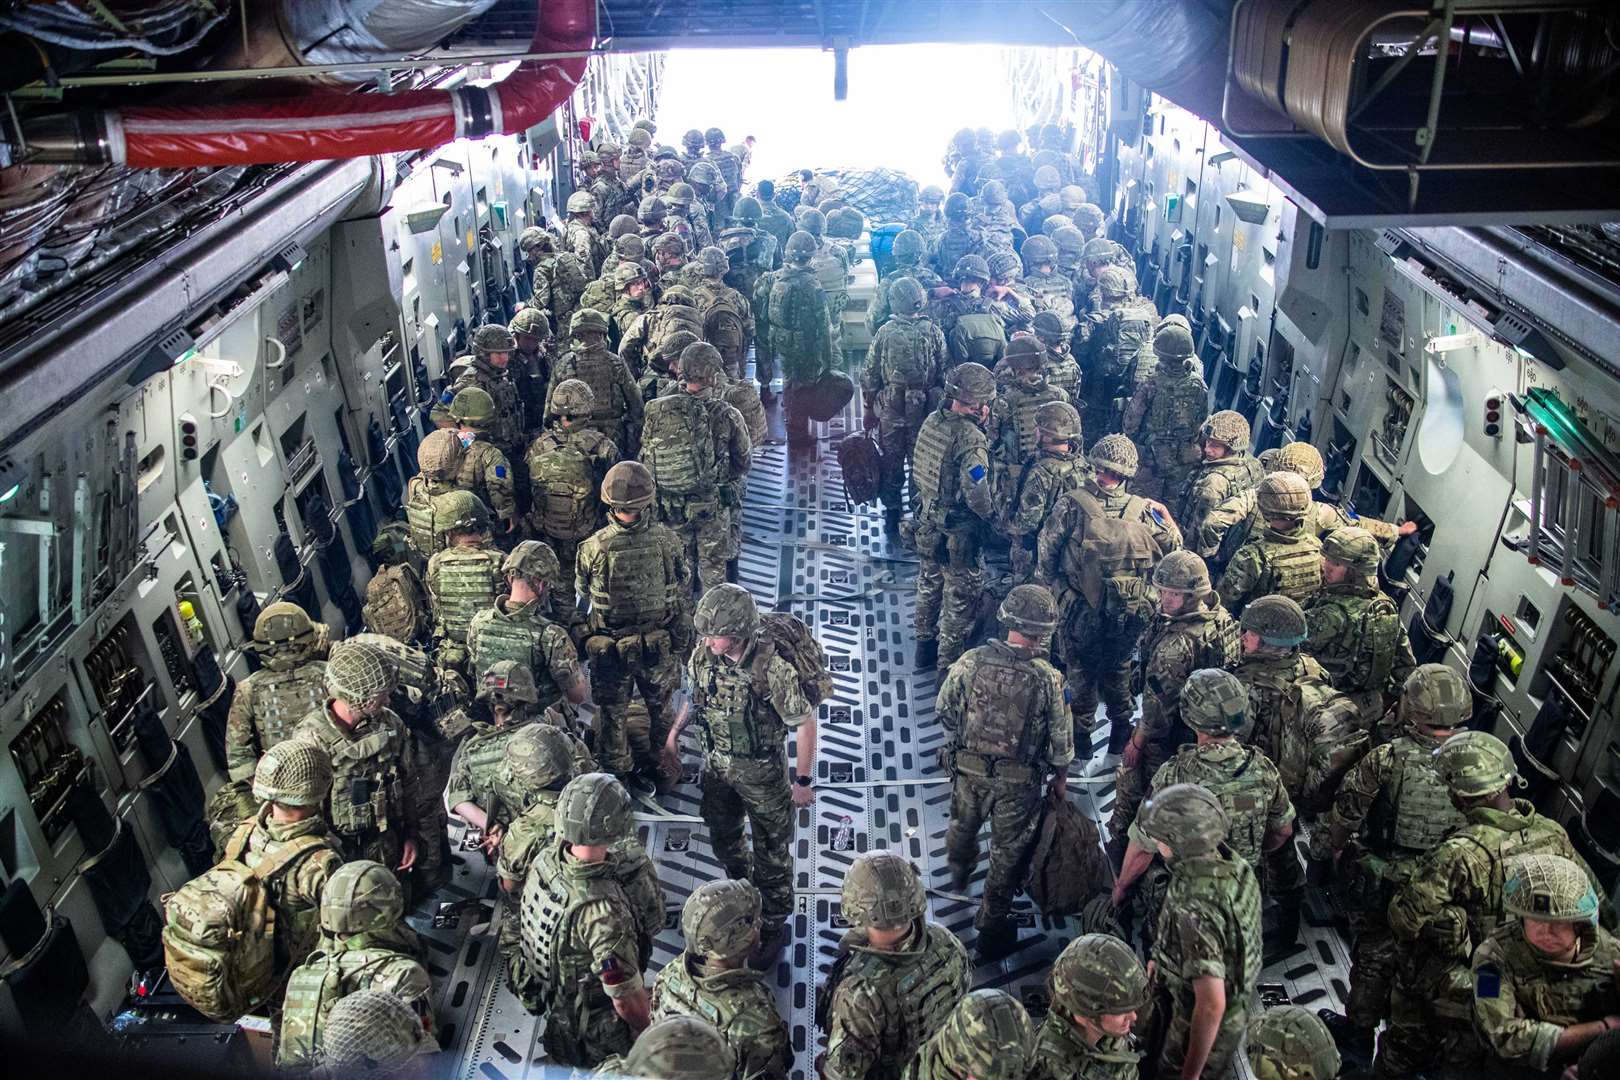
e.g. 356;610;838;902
836;429;884;509
1209;496;1260;578
700;289;749;373
1090;299;1157;405
758;612;834;708
642;393;718;497
950;312;1006;365
1024;787;1109;916
363;563;428;643
162;825;328;1021
723;379;768;447
1063;491;1159;659
528;434;600;540
790;370;856;423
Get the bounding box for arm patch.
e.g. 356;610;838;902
968;464;987;483
495;465;508;479
1475;964;1501;999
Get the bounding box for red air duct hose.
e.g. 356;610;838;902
113;0;594;168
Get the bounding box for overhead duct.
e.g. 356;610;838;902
19;0;594;168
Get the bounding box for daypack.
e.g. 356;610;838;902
700;290;749;374
363;563;429;643
759;612;834;708
528;434;600;540
1063;491;1160;658
723;379;768;447
836;429;884;509
1089;299;1157;405
950;311;1006;365
1024;787;1109;916
162;825;327;1021
641;393;718;497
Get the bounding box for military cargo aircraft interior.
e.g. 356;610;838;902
4;2;1620;1078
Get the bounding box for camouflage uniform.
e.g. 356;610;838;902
865;231;944;338
1272;441;1407;551
617;291;704;376
443;327;526;459
1246;1006;1342;1080
929;259;1006;368
563;194;606;277
1029;933;1149;1080
1075;274;1155;444
548;307;645;456
522;230;590;337
860;276;948;519
902;989;1033;1080
1179;411;1264;559
798;209;851;347
1006;403;1087;579
445;387;519;529
465;551;581;700
403;429;468;571
1018;236;1080;338
1220;472;1323;616
222;603;328;819
754;233;834;436
989;340;1065;518
929;195;975;281
1305;527;1417;720
527;384;621;621
445;668;546;826
425;505;505;672
687;247;756;379
1120;322;1208;504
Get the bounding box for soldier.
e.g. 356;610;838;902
866;229;944;338
424;491;504;671
1076;268;1153;443
686;247;755;379
526;378;620;623
705;127;741;219
403;429;466;570
664;181;712;250
565;190;605;276
755;180;796;265
798;206;852;347
445;387;519;536
1018;167;1062;238
986;250;1035;336
608;261;658;346
600;230;649;285
969;179;1018;258
467;542;585;701
446;661;551;842
931;254;1006;367
1120;319;1209;504
292;641;418;873
688;161;727;235
509;306;557;436
819;852;971;1080
861;275;948;532
442;324;526;463
1029;933;1149;1080
1305;526;1418;720
519;772;654;1065
1272;441;1417;547
939;585;1074;961
1030;310;1084;407
617;283;703;377
1073;203;1108;243
651;880;793;1078
990;337;1065;523
522;227;590;337
930;192;975;279
276;860;430;1069
547;307;644;457
591;142;630;220
639;328;695;405
635;193;668;240
1385;730;1608;1078
1136;783;1262;1080
1006;401;1086;580
621;126;652;180
754;231;834;441
1246;1006;1342;1080
912;362;998;668
598;1015;736;1080
1019;235;1079;337
909;184;947;248
1219;470;1323;615
318;988;430;1076
1179;410;1265;562
679;129;706;170
649;230;691;290
717;196;776;299
1052;226;1089;294
903;989;1033;1080
576;461;693;783
1472;853;1620;1076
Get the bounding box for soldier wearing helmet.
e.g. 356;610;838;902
968;179;1018;259
903;988;1034;1080
575;461;693;782
466;542;586;706
607;257;660;345
648;880;792;1077
509;305;557;431
636;194;669;241
716;195;776;301
436;323;527;471
1030;933;1149;1080
1136;782;1263;1080
1018;166;1062;238
912;362;999;668
293;640;418;874
866;228;945;338
1119;316;1210;503
547;306;644;456
1303;525;1418;719
318;987;431;1075
519;772;659;1063
679;129;706;169
685;245;756;379
1471;852;1620;1075
703;129;741;220
523;224;591;336
402;429;467;569
909;184;947;248
753;230;835;438
564;189;605;276
276;861;430;1069
820;852;970;1080
939;583;1073;961
622;124;653;178
861;273;949;533
1246;1006;1341;1080
1387;730;1609;1078
1019;234;1082;341
616;277;704;376
590;142;632;223
1028;309;1084;407
929;192;976;282
752;180;795;266
795;206;852;347
927;252;1007;367
443;384;519;534
1005;399;1087;578
989;337;1064;529
524;378;620;625
424;490;505;671
664;181;713;249
1270;439;1420;548
1074;265;1155;447
1178;409;1265;563
1218;470;1322;616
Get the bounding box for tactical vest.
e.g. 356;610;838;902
1025;272;1077;330
1250;529;1323;603
431;547;502;643
1310;588;1402;692
1160;745;1273;869
243;661;328;753
1148;363;1209;453
453;362;525;450
277;944;423;1068
467;602;564;701
304;713;408;835
642;392;719;497
1093;301;1156;387
951;312;1006;364
934;229;973;277
520;849;631;1003
875;317;940;389
1001;382;1064;462
709;150;741;194
693;641;786;760
820;926;966;1073
562;347;628;435
456;721;532;806
528;430;602;540
695;285;749;371
404;475;455;559
643;305;705;359
1489;930;1618;1029
653;957;774;1064
453;440;509;511
1376;735;1466;853
589;522;676;631
811;246;848;300
1452;808;1579;946
957;644;1051;768
911;411;971;525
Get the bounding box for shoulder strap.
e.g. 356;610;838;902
223;819;256;863
250;833;332;883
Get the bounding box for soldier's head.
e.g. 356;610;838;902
980;179;1009;209
944;191;971;225
944;362;997;421
1153;320;1196;370
682;878;762;965
472;324;516;370
693;583;760;659
887;276;927;318
565;189;595;224
1181;669;1249;742
1139;782;1228;861
1199;410;1251;460
1003;336;1045;385
987;250;1022;288
1246;1006;1341;1080
951;127;976;154
615;260;652;300
704;126;727;150
651;230;687;272
919;184;945;212
1034;400;1082;453
251;601;322;667
438;489;492;546
679;341;724;394
731;195;763;225
927;990;1033;1080
321;860;406;938
1031;311;1068;353
597;141;621;168
1033;165;1061;194
892;229;927;268
623;1017;736;1080
1153;550;1213;616
693;245;730;281
664;181;696;212
784;230;817;265
975;126;995;152
449;386;496;435
1274;440;1327;489
502;539;560;602
1320;526;1379;585
509;305;551;354
1433;730;1517;811
252;740;333;821
602;460;656;522
1094;267;1132;305
953;254;990;296
682;128;705;154
549;378;596;429
827;206;865;240
1399;663;1470;737
841;852;926;946
416;427;466;483
556;772;633;858
1021;234;1058;275
502;723;578;802
519;226;556;259
657;157;690;190
1073;202;1106;239
637;195;667;228
325;640;397;723
1044;215;1076;241
1081;237;1116;280
656;330;700;377
609;213;640;240
688;160;722;200
370;522;412;569
320;988;429;1075
1504;853;1599;962
795;205;826;239
1051;932;1148;1038
579;149;601;178
476;660;540;724
569;306;611;348
1087;434;1139;491
998;584;1059;648
1257;470;1312;529
1240;595;1308;658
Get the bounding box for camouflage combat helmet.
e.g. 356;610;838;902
784;230;817;264
1257;470;1313;519
987;250;1023;284
945;362;997;407
954;253;991;284
665;181;696;209
657;158;689;185
681;878;762;959
504;723;575;791
472;323;516;355
1201;410;1251;452
1322;526;1380;574
325;640;397;702
252;740;333;807
693;582;760;641
920;184;945;204
623;1017;736;1080
1153;321;1195;359
1095;267;1132;301
1035;400;1082;442
1242;595;1309;648
693;245;730;278
437;489;491;533
614;261;651;289
1021;234;1058;269
321;860;404;936
944;192;971;221
1074;203;1107;233
570;307;611;337
1139;783;1228;857
509;306;550;339
609;213;639;239
1004;335;1044;371
888;276;927;317
1503;853;1599;924
980;179;1010;207
1246;1006;1342;1080
503;540;560;584
841;852;926;930
677;341;724;385
253;601;318;655
1159;313;1192;333
477;659;539;705
629;122;654;142
1433;730;1515;797
551;378;596;416
682;128;705;150
892;229;926;263
1051;933;1150;1015
732;196;762;223
637;195;667;223
597;140;621;160
795;207;826;236
518;227;555;255
1033;165;1060;191
565;190;595;215
1052;226;1086;258
321;988;425;1073
1045;217;1076;241
417;427;465;479
556;772;633;846
578;150;600;168
1181;668;1249;735
1154;550;1212;595
704;125;726;145
999;584;1059;636
1258;448;1283;473
688;160;722;191
1081;237;1114;264
371;523;412;566
1275;441;1327;488
827;207;865;239
661;283;697;307
449;386;496;427
601;460;656;510
1032;311;1066;346
1088;433;1139;479
659;330;701;364
933;990;1032;1080
613;233;646;259
1400;663;1470;730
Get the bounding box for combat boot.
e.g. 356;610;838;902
914;639;938;670
747;921;788;971
1263;892;1303;964
1317;1010;1375;1057
973;918;1018;965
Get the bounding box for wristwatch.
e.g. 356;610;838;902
795;775;813;788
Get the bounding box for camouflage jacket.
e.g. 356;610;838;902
1310;729;1461;864
936;639;1073;772
1008;450;1088;545
446;717;538;812
1028;1012;1140;1080
861;313;947;398
235;806;344;975
651;952;793;1079
911;407;995;530
1217;525;1323;616
466;598;581;701
452;436;517;523
1137;603;1243;750
1304;580;1417;708
1179;455;1266;558
546;344;644;455
447;357;526;454
425;542;505;645
687;635;811;761
224;657;328;782
291;703;417;840
821;921;971;1080
275;934;430;1069
1471;922;1620;1073
617;302;704;376
754;265;834;383
1023;270;1080;335
1035;480;1181;592
520;841;646;1006
1134;741;1295;871
865;264;946;338
1151;845;1263;1001
564;219;605;277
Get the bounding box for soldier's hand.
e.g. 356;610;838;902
1050;771;1068;799
1399;520;1420;536
506;515;520;534
481;824;504;855
790;778;815;808
398;837;418;872
1110;879;1131;909
1122;738;1142;770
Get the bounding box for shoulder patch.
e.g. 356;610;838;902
495;465;508;479
1475;963;1501;999
968;464;987;483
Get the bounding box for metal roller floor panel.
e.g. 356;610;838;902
417;354;1356;1080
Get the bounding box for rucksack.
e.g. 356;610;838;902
700;290;749;373
951;312;1006;365
836;429;884;509
1209;496;1260;578
758;612;834;708
1063;491;1159;659
162;825;328;1021
528;434;600;540
641;393;718;497
1090;299;1156;405
1024;787;1109;916
790;370;856;423
723;379;768;447
363;564;428;643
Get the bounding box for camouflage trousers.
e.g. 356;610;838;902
1144;980;1248;1080
827;293;849;357
542;535;588;636
1376;956;1482;1078
914;525;984;665
700;752;797;926
876;389;932;514
945;769;1042;927
1345;910;1398;1031
540;982;635;1067
658;495;734;597
587;629;680;778
411;734;452;881
1109;736;1177;843
1065;649;1134;754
